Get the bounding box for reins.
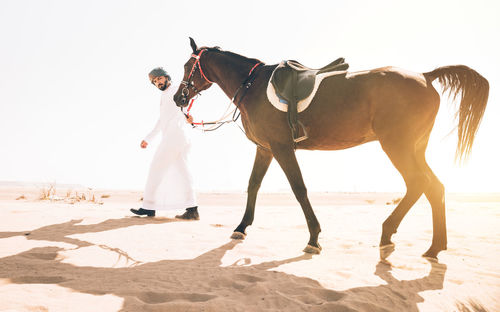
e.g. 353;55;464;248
180;50;263;132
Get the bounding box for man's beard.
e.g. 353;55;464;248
158;81;170;91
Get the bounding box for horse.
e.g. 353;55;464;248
173;38;489;259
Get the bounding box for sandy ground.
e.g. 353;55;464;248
0;186;499;311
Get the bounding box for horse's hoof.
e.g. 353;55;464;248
379;243;395;260
422;249;439;260
230;231;246;240
379;242;395;248
303;244;321;254
379;236;394;247
422;244;446;260
422;253;438;261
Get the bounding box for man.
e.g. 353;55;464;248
130;67;199;220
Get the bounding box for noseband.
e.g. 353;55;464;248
180;49;213;102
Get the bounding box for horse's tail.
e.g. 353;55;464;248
424;65;489;162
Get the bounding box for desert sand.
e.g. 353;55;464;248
0;185;499;311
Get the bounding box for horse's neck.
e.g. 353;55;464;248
210;54;255;99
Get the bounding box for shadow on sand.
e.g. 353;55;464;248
0;218;448;311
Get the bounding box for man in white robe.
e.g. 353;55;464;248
130;67;199;220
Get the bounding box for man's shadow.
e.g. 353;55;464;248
0;219;447;311
0;216;178;265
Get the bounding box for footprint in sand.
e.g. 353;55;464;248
276;287;345;305
21;251;59;260
27;306;48;312
13;276;67;284
234;273;265;283
136;291;217;304
336;271;352;279
306;287;345;302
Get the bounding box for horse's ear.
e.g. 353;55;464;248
189;37;197;53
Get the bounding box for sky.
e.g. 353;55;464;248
0;0;499;193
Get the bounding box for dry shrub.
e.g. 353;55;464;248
67;190;102;205
39;184;102;205
39;184;56;200
386;197;402;205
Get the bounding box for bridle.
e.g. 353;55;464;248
179;48;264;131
179;49;213;106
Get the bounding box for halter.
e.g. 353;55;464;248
180;49;213;101
183;59;264;131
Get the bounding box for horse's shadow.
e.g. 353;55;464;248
0;219;447;311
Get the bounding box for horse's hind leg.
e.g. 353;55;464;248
232;146;273;239
379;137;430;249
419;149;447;259
270;144;322;254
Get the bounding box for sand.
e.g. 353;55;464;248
0;186;499;311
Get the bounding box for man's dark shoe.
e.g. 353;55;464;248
175;206;199;220
130;208;155;217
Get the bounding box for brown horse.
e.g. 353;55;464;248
173;38;489;259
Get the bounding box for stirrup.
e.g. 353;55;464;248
293;121;308;143
294;135;308;143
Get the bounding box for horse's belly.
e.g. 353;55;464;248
297;94;376;150
298;132;377;150
297;114;377;150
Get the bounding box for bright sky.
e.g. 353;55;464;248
1;0;499;193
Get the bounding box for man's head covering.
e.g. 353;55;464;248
148;67;171;83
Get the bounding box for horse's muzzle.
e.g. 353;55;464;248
174;87;190;107
174;95;188;107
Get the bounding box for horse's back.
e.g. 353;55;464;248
362;67;441;139
297;66;441;150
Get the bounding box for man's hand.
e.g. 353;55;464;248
186;115;194;124
140;140;148;149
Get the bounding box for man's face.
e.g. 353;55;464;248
152;76;168;91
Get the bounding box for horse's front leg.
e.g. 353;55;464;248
270;144;322;254
231;146;273;239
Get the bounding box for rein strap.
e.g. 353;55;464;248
186;61;264;131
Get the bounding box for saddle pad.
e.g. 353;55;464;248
266;61;346;113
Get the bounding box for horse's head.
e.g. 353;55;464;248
174;37;216;107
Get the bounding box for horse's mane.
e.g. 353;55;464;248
199;46;221;52
200;46;262;65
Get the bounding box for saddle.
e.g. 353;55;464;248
271;57;349;143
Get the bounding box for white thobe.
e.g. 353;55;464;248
142;83;197;211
